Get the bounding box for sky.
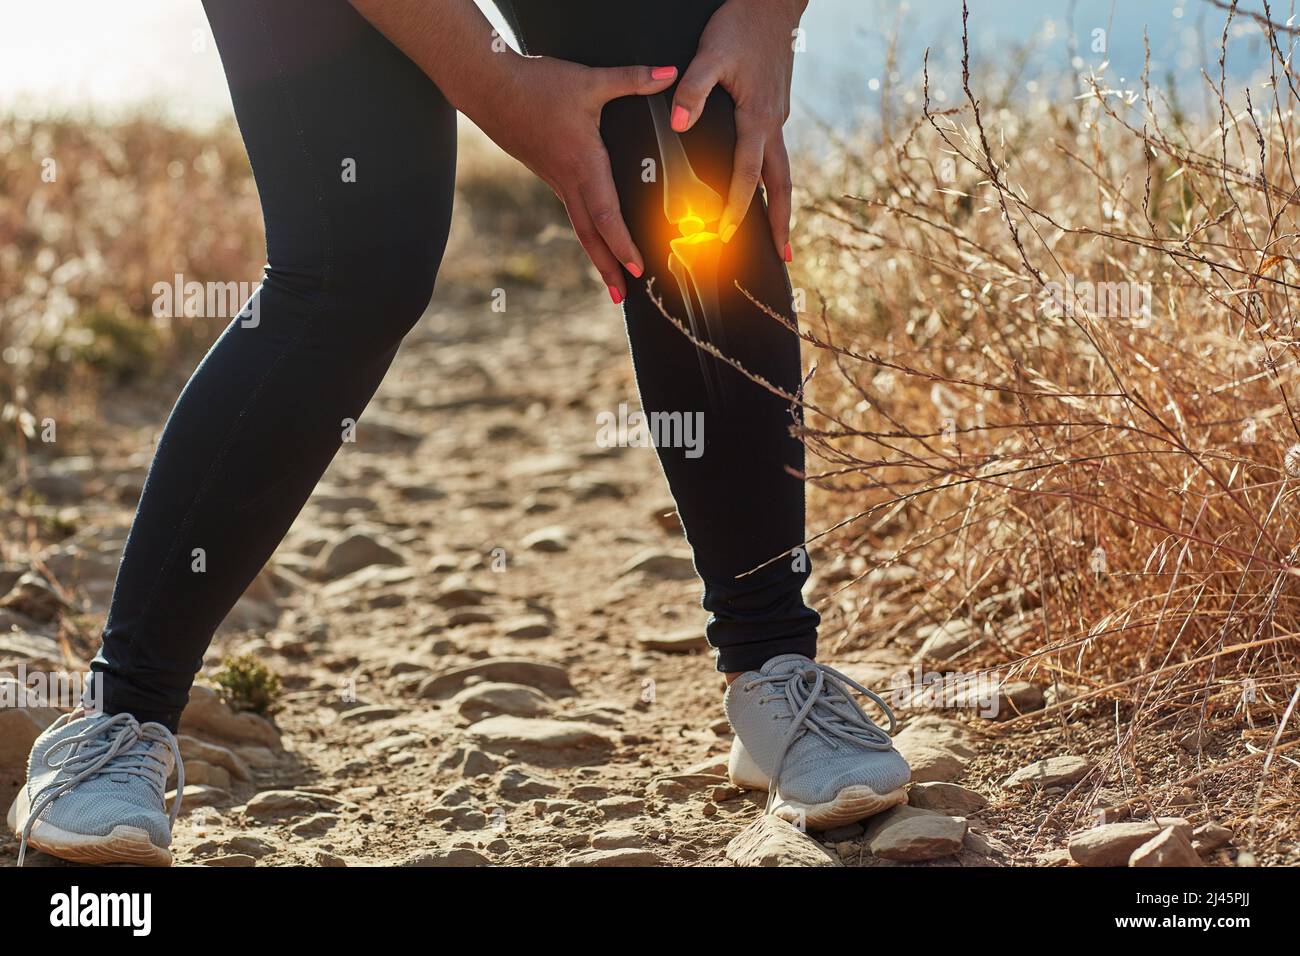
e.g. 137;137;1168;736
0;0;1275;133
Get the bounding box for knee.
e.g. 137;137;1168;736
334;230;446;342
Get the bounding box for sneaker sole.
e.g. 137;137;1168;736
7;787;172;867
727;737;909;828
771;785;909;830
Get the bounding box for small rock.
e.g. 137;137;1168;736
520;527;570;553
869;814;967;862
1068;821;1163;867
908;781;989;816
0;681;61;775
202;854;256;867
597;796;645;818
169;784;230;812
461;749;505;778
1155;816;1193;842
225;836;277;858
647;773;727;801
619;550;696;580
895;743;967;784
590;828;645;850
400;848;492;867
338;704;404;724
433;576;495;609
418;658;574;699
1004;755;1092;790
289;813;340;838
562;848;661;867
316;531;406;579
452;682;553;721
245;789;321;821
638;628;708;653
1192;823;1233;853
1130;827;1202;867
177;759;233;791
496;764;564;806
180;685;280;748
500;615;554;640
466;716;618;765
912;620;980;668
0;572;68;622
726;816;841;867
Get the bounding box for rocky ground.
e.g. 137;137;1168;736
0;280;1273;868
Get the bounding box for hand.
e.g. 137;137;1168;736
472;56;679;302
670;0;806;260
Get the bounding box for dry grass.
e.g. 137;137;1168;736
774;1;1300;853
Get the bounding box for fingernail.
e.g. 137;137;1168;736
608;285;623;305
783;242;793;263
720;222;738;244
625;261;643;278
671;105;690;132
651;66;677;80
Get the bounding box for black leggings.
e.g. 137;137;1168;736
89;0;819;730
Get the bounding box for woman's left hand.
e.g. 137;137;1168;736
670;0;807;260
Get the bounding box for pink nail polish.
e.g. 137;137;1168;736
625;261;643;278
784;242;793;263
671;105;690;132
608;285;623;305
651;66;676;80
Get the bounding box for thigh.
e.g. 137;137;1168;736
202;0;457;308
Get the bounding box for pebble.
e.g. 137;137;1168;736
169;784;230;812
911;620;981;668
290;813;340;838
466;716;618;765
562;848;661;867
869;814;968;861
1003;755;1092;790
0;572;68;622
590;828;645;850
638;628;708;653
500;615;554;639
908;782;989;816
520;527;570;553
619;549;696;580
337;704;404;724
1068;821;1163;867
400;848;492;867
726;816;841;867
452;682;552;721
180;685;281;748
1130;827;1202;867
244;789;322;821
418;658;574;699
316;531;406;579
1192;823;1233;853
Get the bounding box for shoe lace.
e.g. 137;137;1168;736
743;661;897;817
17;712;184;867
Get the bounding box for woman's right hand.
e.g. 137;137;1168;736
467;56;678;303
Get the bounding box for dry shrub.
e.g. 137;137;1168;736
0;114;264;467
773;2;1300;786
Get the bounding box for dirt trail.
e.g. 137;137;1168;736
3;284;1253;868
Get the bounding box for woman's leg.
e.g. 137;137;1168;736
497;0;820;673
86;0;458;729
